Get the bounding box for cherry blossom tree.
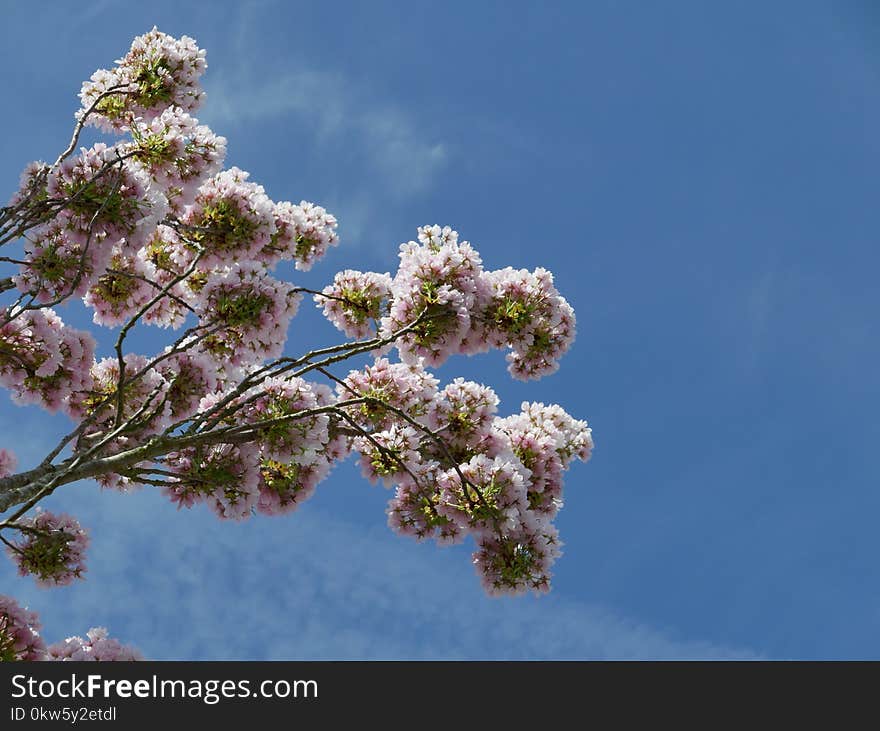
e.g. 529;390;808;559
0;28;593;661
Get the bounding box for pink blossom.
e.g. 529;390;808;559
382;225;488;367
129;107;226;212
495;401;593;517
478;267;576;380
316;269;391;339
7;510;89;587
386;466;464;545
15;220;113;303
78;27;207;133
83;248;158;327
7;160;48;208
241;377;330;463
257;458;330;516
472;514;562;597
265;200;339;271
0;308;96;413
182;167;276;269
162;442;261;520
338;357;439;430
138;224;199;329
156;351;219;422
0;449;17;478
46;627;142;661
354;423;422;487
68;354;170;428
47;143;167;252
436;454;530;536
428;379;499;455
0;595;46;661
195;264;301;370
67;355;171;486
312;381;352;464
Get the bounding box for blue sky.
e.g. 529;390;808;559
1;0;879;659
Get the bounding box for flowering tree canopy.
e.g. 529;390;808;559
0;28;593;660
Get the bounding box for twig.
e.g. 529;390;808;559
113;250;204;426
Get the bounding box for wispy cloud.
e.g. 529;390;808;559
199;12;447;201
193;9;449;256
203;69;447;198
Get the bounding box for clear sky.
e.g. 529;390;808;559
1;0;879;659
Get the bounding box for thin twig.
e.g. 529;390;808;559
53;84;132;168
315;365;487;511
113;250;204;426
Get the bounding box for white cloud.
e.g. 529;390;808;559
192;17;450;256
200;55;447;198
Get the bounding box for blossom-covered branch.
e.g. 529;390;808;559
0;27;594;660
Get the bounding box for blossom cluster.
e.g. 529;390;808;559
195;264;301;369
339;357;439;430
0;308;95;412
337;358;593;595
181;167;275;269
316;269;391;339
78;27;207;132
14;219;110;304
481;267;577;380
137;224;197;329
268;200;339;271
129;107;227;212
83;249;158;327
14;143;164;306
6;510;89;587
328;225;579;379
496;401;594;518
381;225;486;367
240;377;330;462
0;595;139;662
159;377;338;519
68;354;170;433
0;594;45;661
47;627;143;661
48;143;166;249
0;449;16;479
162;442;261;520
355;423;422;487
158;350;219;421
385;391;592;595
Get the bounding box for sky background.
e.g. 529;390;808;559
1;0;879;659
